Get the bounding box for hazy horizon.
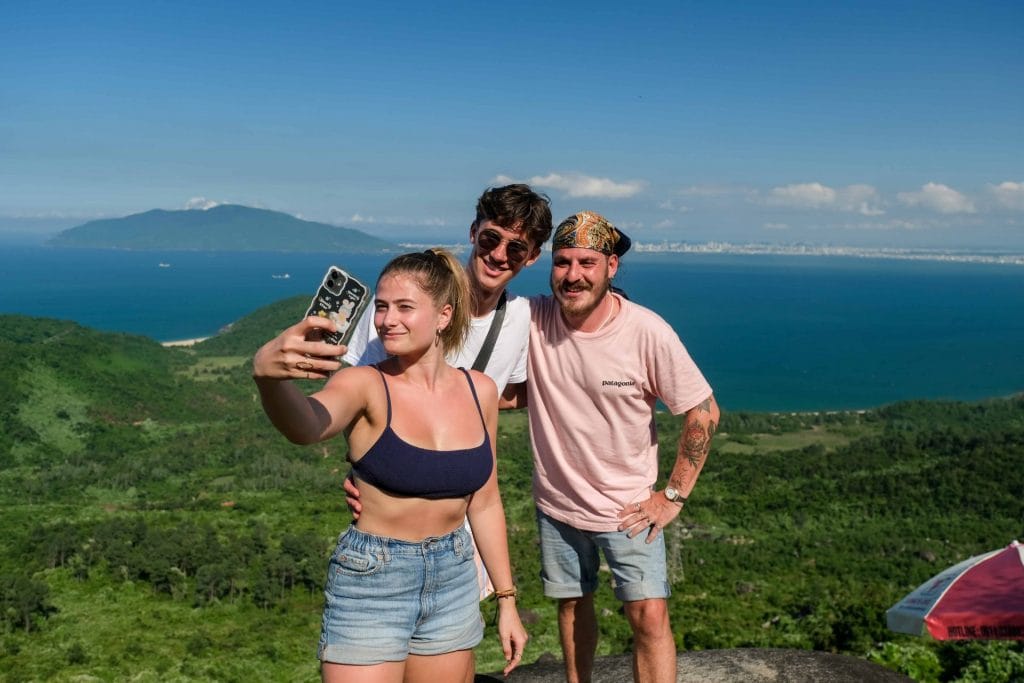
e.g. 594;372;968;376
6;204;1024;254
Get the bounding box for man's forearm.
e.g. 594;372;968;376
498;381;528;410
666;395;720;498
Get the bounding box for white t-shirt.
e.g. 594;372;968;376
342;291;530;394
527;293;713;532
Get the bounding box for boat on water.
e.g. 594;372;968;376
272;273;291;279
158;263;171;268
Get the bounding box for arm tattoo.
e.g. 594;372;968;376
684;422;709;468
667;393;716;493
679;397;720;479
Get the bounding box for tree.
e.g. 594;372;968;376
0;574;54;633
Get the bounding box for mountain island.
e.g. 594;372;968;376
48;204;396;253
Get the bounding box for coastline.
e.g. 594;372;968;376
632;241;1024;265
399;241;1024;266
161;337;209;347
3;247;1021;412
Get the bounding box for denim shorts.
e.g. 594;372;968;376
318;524;484;665
536;509;670;602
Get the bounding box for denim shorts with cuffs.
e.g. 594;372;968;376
536;509;670;602
318;524;484;664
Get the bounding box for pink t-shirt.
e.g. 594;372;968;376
527;294;712;532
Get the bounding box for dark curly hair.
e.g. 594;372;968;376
474;183;553;248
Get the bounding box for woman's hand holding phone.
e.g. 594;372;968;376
252;317;345;381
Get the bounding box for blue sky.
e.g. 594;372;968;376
2;1;1022;248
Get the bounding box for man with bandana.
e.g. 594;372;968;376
506;211;720;683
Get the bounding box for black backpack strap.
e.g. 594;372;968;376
471;290;507;373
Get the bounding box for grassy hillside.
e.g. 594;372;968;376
1;309;1022;682
48;204;396;253
191;295;309;357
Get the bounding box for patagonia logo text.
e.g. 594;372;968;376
602;380;636;388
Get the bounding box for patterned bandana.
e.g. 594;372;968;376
552;211;631;256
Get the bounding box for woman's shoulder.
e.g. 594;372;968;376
464;367;498;402
322;363;383;394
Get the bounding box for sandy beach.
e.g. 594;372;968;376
161;337;209;347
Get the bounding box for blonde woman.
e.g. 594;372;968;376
253;249;526;682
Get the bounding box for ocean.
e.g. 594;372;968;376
1;245;1022;412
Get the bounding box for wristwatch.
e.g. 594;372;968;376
664;487;687;504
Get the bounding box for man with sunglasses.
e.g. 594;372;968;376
506;211;720;683
340;184;553;600
342;183;552;396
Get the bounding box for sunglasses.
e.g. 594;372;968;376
476;228;532;264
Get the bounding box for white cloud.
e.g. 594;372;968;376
839;184;886;216
991;181;1024;210
677;184;750;198
897;182;976;214
767;182;836;208
765;183;883;215
350;213;376;223
840;219;926;231
653;219;675;229
185;197;220;210
495;173;645;199
658;199;691;213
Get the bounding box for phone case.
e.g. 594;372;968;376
304;265;371;346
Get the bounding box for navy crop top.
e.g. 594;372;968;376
350;366;493;499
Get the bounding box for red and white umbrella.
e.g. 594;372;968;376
887;540;1024;640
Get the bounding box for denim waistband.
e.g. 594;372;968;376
340;524;470;557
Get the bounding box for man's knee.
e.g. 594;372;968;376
623;598;670;640
559;594;593;611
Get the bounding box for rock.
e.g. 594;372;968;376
474;648;911;682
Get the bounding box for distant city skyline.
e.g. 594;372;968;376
2;1;1022;249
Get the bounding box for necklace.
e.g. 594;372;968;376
595;296;618;331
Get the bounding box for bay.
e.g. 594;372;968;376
1;246;1022;412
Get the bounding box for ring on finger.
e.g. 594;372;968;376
296;360;314;371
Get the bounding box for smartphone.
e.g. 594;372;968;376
304;265;370;347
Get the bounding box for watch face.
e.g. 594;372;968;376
665;487;679;501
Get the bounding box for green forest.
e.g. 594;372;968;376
1;305;1022;682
